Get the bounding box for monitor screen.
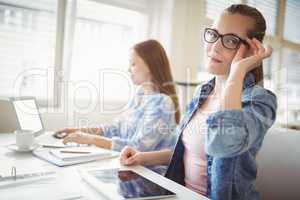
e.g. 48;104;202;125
12;99;43;133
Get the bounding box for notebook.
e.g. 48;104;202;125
33;146;119;167
49;147;111;161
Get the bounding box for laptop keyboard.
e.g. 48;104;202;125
36;132;67;147
36;132;82;148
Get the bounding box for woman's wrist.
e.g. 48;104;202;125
226;65;247;90
86;134;97;145
138;152;146;165
219;64;247;110
228;64;247;81
140;150;172;166
79;127;103;135
92;136;112;149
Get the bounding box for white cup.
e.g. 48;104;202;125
15;130;35;150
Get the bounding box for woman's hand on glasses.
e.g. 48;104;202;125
230;37;272;76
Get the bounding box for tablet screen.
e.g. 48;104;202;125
87;168;175;199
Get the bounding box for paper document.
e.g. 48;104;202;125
49;146;111;161
33;146;119;166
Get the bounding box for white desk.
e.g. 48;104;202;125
0;133;209;200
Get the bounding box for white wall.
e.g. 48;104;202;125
148;0;204;83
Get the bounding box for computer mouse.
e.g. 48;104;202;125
53;132;67;139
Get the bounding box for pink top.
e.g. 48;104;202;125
182;108;208;195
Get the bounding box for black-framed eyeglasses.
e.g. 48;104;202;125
204;28;248;50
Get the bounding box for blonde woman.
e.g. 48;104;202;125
120;4;277;200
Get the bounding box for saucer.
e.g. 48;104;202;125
6;143;41;152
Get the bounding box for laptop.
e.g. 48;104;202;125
9;97;68;148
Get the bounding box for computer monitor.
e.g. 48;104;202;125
0;98;18;133
10;97;44;134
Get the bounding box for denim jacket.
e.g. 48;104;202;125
165;73;277;200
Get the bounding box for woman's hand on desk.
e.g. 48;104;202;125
55;127;103;139
54;128;79;138
120;146;173;166
63;131;96;145
63;131;112;149
120;146;143;166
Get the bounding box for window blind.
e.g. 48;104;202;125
69;0;148;102
247;0;278;36
0;0;57;100
284;0;300;43
204;0;241;20
204;0;278;36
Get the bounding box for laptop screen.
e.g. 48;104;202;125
12;99;43;133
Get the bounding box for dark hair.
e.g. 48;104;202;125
133;39;180;124
224;4;266;86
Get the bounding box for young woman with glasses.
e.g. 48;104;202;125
120;4;277;200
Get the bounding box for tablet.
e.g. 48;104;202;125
80;168;176;200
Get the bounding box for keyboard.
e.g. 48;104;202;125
36;132;79;148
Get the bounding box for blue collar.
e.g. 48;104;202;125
179;72;257;133
242;72;256;89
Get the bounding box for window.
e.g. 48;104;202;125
0;0;57;100
204;0;278;36
0;0;150;107
247;0;278;36
282;48;300;84
280;48;300;106
277;47;300;126
204;0;240;21
284;0;300;43
69;0;148;102
280;0;300;126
